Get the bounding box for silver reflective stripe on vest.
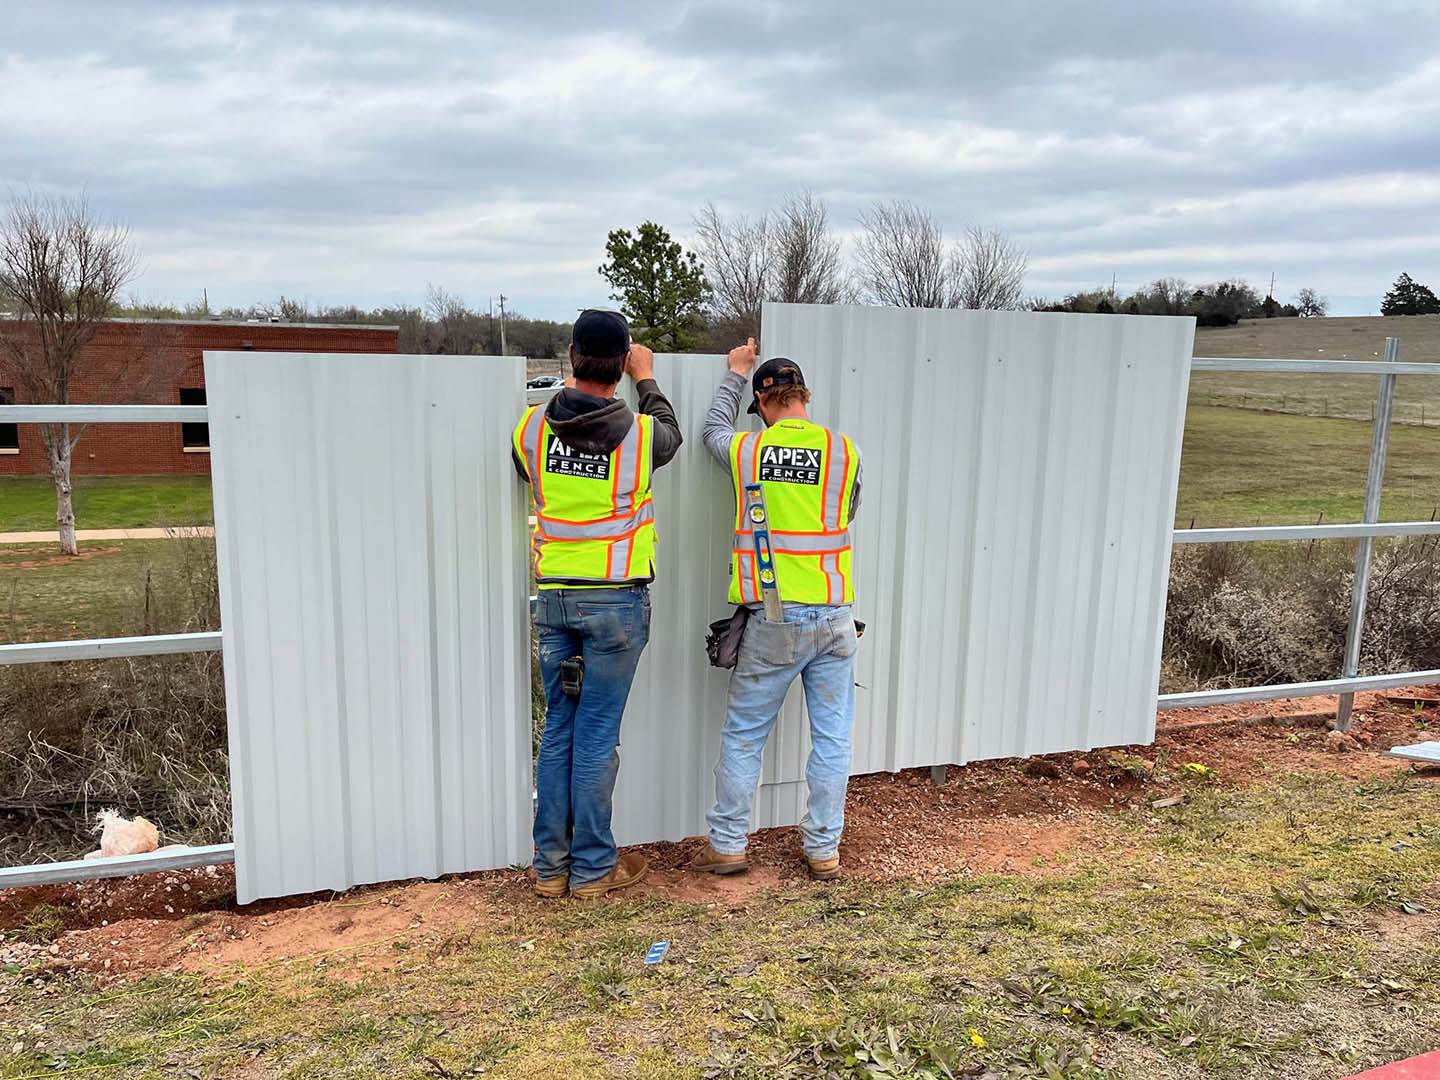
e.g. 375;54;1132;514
606;535;633;579
538;500;655;540
734;551;760;604
735;432;760;523
613;418;643;513
822;431;850;529
821;551;845;603
764;528;850;553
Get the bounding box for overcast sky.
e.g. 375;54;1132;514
3;2;1437;319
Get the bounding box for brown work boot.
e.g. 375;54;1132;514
569;852;649;899
806;854;841;881
689;843;750;875
532;872;569;899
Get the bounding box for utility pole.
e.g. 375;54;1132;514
1267;272;1276;300
498;293;509;357
1110;272;1117;300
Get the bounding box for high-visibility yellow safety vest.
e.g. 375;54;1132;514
513;405;656;588
728;418;859;606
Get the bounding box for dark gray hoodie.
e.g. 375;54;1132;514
512;379;683;481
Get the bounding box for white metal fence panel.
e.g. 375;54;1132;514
207;351;531;904
611;305;1191;844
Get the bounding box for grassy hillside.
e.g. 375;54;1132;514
1192;315;1440;427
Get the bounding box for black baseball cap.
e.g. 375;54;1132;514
571;309;630;358
747;357;806;414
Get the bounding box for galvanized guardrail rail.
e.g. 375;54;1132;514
1;336;1435;887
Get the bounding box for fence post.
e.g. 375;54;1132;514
1336;336;1400;731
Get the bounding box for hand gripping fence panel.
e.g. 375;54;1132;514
609;304;1194;844
206;352;532;903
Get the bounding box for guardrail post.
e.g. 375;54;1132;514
1336;336;1400;731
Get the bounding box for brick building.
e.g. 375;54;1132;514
0;319;398;475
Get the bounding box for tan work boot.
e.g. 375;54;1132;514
570;852;649;899
532;872;569;899
689;843;750;875
806;854;841;881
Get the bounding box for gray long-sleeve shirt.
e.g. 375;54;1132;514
702;370;862;519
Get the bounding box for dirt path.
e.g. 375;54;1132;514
0;526;214;544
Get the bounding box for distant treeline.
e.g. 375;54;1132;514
119;286;574;358
1028;278;1328;326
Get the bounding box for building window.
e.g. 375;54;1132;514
180;387;209;451
0;387;17;453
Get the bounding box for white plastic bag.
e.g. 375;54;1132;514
89;809;160;857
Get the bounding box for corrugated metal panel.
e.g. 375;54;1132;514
611;305;1192;845
206;351;531;904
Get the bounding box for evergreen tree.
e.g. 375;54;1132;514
598;222;710;351
1382;273;1440;316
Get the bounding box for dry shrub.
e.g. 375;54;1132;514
0;532;228;864
1360;536;1440;675
0;653;229;864
1162;538;1440;693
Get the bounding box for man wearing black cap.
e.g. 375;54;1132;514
511;309;682;899
691;337;863;880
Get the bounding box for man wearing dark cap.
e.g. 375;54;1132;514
691;337;863;880
511;309;682;899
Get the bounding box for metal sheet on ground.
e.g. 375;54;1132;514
610;304;1193;845
1388;742;1440;764
207;352;532;904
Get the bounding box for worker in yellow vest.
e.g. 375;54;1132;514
511;309;682;899
691;338;862;880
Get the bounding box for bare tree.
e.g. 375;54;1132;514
423;283;481;355
950;225;1027;310
697;191;852;342
772;191;852;306
694;202;770;340
1294;287;1329;318
853;200;952;309
0;192;141;554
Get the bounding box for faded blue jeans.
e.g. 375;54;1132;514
533;586;650;888
707;603;858;860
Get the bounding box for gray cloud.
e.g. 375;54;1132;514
3;0;1437;316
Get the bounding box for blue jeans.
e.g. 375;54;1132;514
707;604;858;860
533;586;650;887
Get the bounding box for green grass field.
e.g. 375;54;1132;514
0;475;214;532
0;537;217;643
1177;406;1440;527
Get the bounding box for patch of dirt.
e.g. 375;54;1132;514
643;865;785;904
0;545;122;570
2;689;1436;983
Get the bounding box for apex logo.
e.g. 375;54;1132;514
759;444;822;485
546;434;610;479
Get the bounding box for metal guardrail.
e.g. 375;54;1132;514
1173;521;1440;544
0;632;222;665
1;341;1438;886
0;843;236;889
1192;356;1440;376
0;404;207;423
1158;668;1440;710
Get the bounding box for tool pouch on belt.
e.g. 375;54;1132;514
705;606;752;669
